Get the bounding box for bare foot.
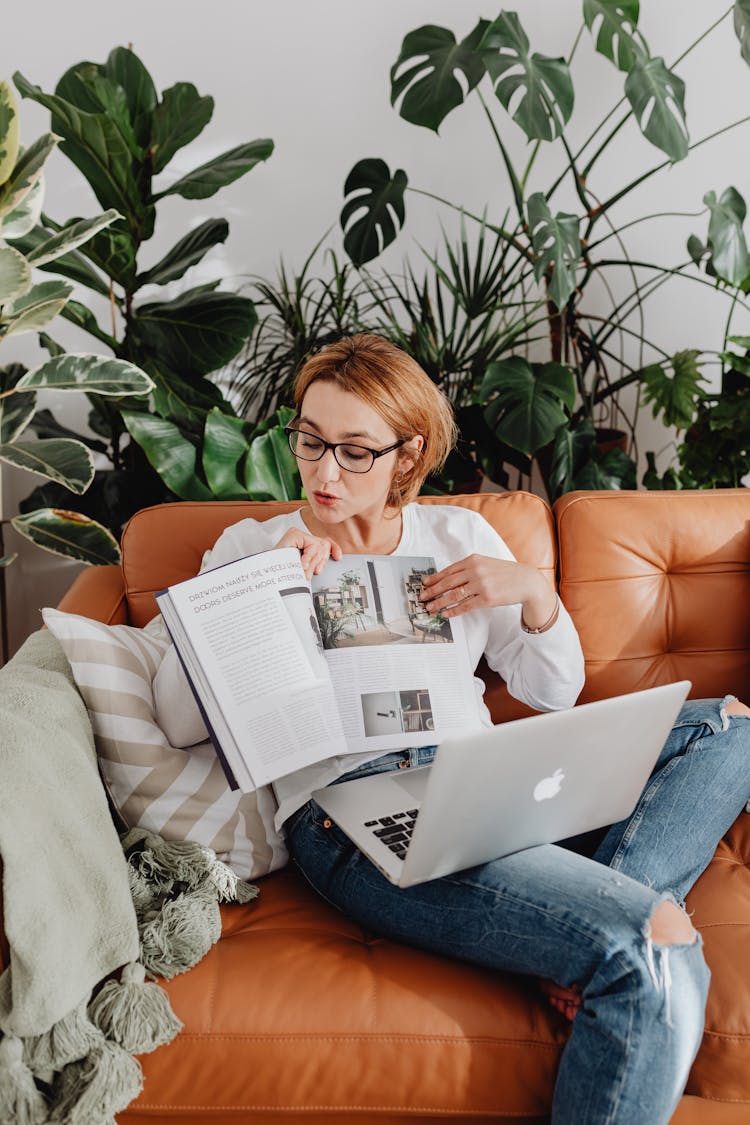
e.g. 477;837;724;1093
539;979;582;1022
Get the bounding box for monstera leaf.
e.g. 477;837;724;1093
390;21;488;132
624;57;688;162
734;0;750;67
480;357;576;456
583;0;645;71
341;158;408;266
480;13;574;142
701;187;750;287
527;193;581;311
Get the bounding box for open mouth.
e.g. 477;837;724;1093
313;491;339;503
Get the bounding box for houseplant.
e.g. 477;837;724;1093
338;2;750;497
9;47;272;531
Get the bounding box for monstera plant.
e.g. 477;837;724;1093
8;48;273;531
339;2;750;497
0;79;153;569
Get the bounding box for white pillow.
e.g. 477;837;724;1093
42;608;288;880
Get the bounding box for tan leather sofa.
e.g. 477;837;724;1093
5;489;750;1123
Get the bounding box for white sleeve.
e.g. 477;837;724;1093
469;513;585;712
152;517;285;748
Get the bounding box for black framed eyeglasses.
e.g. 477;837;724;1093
285;427;406;474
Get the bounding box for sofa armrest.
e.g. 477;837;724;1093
57;565;128;624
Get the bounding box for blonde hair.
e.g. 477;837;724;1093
293;334;457;508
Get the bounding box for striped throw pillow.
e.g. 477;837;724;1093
42;608;288;880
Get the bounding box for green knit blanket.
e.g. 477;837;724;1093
0;631;258;1124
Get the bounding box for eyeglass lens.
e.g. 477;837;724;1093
288;430;375;472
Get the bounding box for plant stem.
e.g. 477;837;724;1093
477;89;526;224
586;210;706;252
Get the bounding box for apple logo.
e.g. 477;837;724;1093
533;767;565;802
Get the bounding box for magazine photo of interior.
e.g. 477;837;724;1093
312;556;454;649
361;689;436;737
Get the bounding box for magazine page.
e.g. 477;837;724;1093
157;548;347;791
310;555;483;755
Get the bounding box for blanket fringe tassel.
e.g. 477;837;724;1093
88;962;183;1054
49;1040;142;1125
0;1036;48;1125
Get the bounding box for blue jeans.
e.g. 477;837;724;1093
286;699;750;1125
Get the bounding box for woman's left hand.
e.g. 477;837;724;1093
420;554;557;625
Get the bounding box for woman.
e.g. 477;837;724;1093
154;333;750;1125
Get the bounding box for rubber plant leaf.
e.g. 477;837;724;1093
390;20;489;132
702;187;750;287
7;224;110;296
1;175;44;239
0;363;35;443
11;508;121;565
583;0;644;72
150;83;214;174
24;209;121;267
341;158;408;266
0;132;58;219
17;352;153;397
0;437;94;492
480;356;576;456
2;280;73;338
480;13;574;142
0;80;20;183
134;218;229;290
0;245;31;304
527;192;581;311
624;57;688;162
155;138;273;201
121;410;212;500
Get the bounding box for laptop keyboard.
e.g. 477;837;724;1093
363;810;419;860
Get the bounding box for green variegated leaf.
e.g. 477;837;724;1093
134;218;228;290
8;223;110;296
155;139;273;201
2;280;72;337
73;220;138;289
0;80;20;183
59;299;118;347
480;13;574;142
341;158;408;266
11;508;121;564
0;362;35;442
13;72;145;231
390;21;488;132
734;0;750;67
527;192;581;311
0;436;94;492
203;408;253;498
583;0;644;71
244;426;301;501
131;289;257;377
0;173;43;238
702;187;750;286
0;132;58;218
121;410;212;500
480;356;576;456
25;209;121;267
0;245;32;303
17;353;153;396
150;83;214;174
624;57;688;162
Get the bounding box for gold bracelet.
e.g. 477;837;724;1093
521;595;560;635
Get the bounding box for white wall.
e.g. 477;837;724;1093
3;0;749;653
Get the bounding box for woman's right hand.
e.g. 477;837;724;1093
275;528;342;580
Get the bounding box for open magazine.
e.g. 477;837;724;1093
156;547;483;791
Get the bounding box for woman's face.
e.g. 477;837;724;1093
295;380;415;528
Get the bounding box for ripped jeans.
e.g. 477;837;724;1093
286;698;750;1125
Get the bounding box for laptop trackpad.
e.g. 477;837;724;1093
394;769;430;800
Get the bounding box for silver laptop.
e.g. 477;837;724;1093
312;680;691;888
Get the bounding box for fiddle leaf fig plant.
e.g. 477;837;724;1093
0;79;153;564
9;48;272;535
339;3;750;497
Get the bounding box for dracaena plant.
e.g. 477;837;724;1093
8;47;273;531
0;79;152;567
338;2;750;498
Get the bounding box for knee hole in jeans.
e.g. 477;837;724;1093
647;900;696;946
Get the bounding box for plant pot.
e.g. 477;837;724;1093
594;427;629;456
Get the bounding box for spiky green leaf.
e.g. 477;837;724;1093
0;437;94;492
583;1;644;71
150;83;214;174
11;508;120;564
17;353;153;396
390;21;488;132
155;139;273;201
480;13;573;142
624;57;688;162
341;158;408;266
121;411;212;500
